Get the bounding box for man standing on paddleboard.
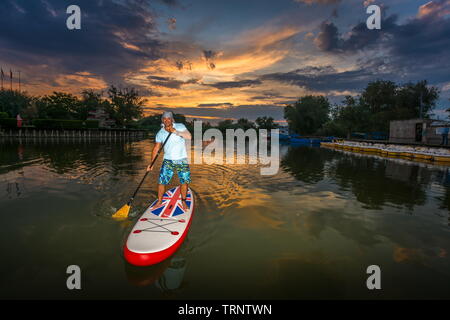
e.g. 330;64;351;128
147;111;192;210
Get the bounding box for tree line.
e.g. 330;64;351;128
4;78;435;136
284;80;442;138
0;85;278;132
0;85;146;127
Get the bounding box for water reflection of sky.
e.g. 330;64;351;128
1;140;450;299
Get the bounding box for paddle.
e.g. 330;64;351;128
112;131;173;220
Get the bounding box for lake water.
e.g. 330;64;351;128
1;138;450;299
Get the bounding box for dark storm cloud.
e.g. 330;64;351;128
309;5;450;98
167;17;177;30
260;65;391;92
203;50;217;60
198;103;234;107
313;5;450;70
313;22;339;51
156;0;181;7
203;50;218;70
175;60;194;71
207;79;262;90
294;0;341;4
388;12;450;67
314;15;398;53
147;76;199;89
249;90;297;102
0;0;163;86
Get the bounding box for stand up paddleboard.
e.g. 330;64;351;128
124;186;194;266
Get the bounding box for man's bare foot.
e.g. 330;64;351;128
153;199;163;208
181;200;188;210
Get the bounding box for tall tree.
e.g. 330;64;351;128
360;80;397;114
108;85;146;126
236;118;256;130
0;90;32;117
284;95;330;135
255;116;277;130
217;119;235;133
36;92;80;119
333;96;368;138
395;80;439;119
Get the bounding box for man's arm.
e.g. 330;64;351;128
147;142;161;171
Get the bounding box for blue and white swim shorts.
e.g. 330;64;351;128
158;158;191;185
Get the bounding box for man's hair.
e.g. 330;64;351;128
161;111;174;122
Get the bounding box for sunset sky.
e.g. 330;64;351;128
1;0;449;123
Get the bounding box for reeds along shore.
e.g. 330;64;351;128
321;140;450;163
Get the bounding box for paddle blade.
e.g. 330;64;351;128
112;204;130;220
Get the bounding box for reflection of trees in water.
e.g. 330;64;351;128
39;142;144;175
328;155;429;210
281;146;334;184
0;140;145;176
433;169;450;220
282;146;433;210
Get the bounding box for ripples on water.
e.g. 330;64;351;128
1;138;450;299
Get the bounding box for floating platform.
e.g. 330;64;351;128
321;141;450;165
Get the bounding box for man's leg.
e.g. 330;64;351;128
155;160;174;207
177;159;191;210
180;183;188;210
155;184;165;207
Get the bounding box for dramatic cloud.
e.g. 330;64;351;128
202;50;218;70
197;103;234;108
156;0;182;7
147;76;199;89
294;0;341;5
313;15;398;53
207;79;262;90
167;17;177;30
363;0;376;7
0;0;163;93
417;0;450;18
311;2;450;97
260;66;387;93
175;60;193;71
313;22;340;51
1;0;448;121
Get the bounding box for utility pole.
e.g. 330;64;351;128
18;71;21;92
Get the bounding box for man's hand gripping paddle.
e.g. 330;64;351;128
112;132;172;220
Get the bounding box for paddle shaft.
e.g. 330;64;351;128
127;131;173;205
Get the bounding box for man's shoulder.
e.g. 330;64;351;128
155;127;167;142
156;128;165;136
174;123;187;131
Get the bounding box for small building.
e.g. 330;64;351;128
389;119;450;145
87;108;116;128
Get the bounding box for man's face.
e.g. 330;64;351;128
163;117;173;127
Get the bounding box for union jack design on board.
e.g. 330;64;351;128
150;187;192;218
